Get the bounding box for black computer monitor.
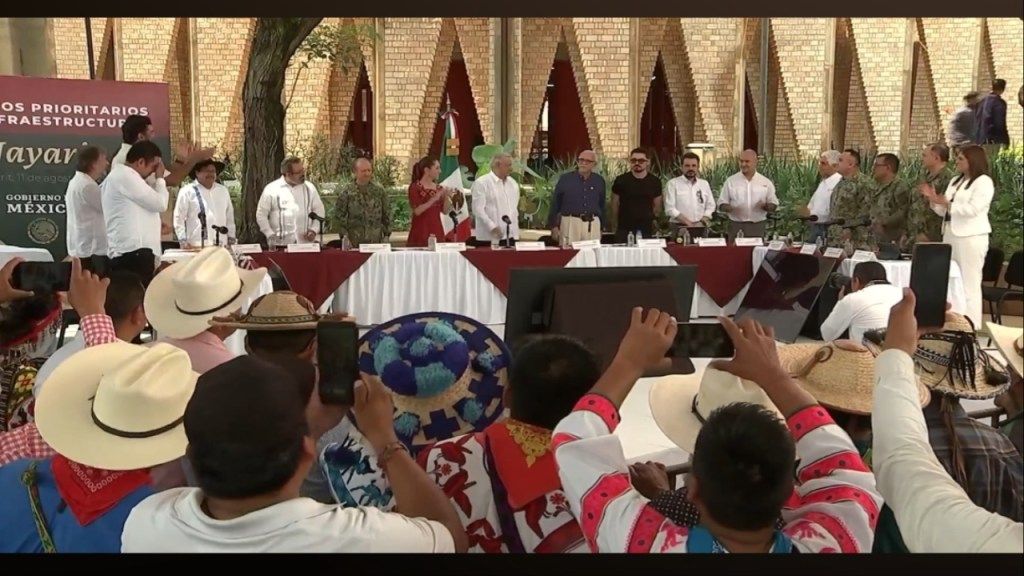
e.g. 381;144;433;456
734;250;840;344
505;266;698;374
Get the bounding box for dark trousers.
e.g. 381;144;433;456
726;221;767;242
109;248;157;287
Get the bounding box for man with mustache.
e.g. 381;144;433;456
664;152;715;239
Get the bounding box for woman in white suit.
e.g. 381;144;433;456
919;145;994;327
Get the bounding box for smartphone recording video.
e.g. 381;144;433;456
909;243;952;328
316;320;360;405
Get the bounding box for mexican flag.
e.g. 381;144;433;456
438;101;472;242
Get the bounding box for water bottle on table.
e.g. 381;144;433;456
428;234;437;250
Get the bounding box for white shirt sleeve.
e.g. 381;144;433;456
872;350;1024;552
173;188;191;242
718;179;732;207
765;178;779;206
348;507;456;553
123;174;169;213
819;295;854;341
701;182;715;219
256;189;274;239
83;180;103;213
472;178;496;234
664;179;680;219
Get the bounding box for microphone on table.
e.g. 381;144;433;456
795;215;819;222
211;224;228;247
501;215;513;248
308;212;326;223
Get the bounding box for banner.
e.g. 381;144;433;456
0;75;170;259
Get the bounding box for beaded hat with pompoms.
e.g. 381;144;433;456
357;312;510;452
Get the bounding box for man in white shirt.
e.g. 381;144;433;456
173;159;236;248
121;356;468;552
34;271;146;395
872;290;1023;552
801;150;843;244
664;152;715;238
257;157;326;248
819;261;904;343
101;141;169;285
471;152;520;244
65;145;109;260
718;149;779;241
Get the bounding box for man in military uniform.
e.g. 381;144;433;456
331;157;391;246
827;149;876;249
905;143;953;248
868;153;912;247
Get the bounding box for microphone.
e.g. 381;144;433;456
795;215;819;222
501;215;512;224
211;225;229;234
308;212;326;223
825;217;846;227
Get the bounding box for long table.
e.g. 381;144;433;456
247;246;968;325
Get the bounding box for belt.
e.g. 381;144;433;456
562;213;598;220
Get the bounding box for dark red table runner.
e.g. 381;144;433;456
249;250;372;307
460;248;581;296
663;245;756;307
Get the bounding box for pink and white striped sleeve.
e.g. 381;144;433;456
553;394;689;553
782;406;883;553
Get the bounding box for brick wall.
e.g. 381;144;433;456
849;18;908;153
986;18;1023;144
919;18;981;143
771;18;831;159
52;18;88;79
517;18;564;160
194;18;252;154
844;21;876;154
907;41;942;151
660;22;697;147
680;19;743;155
454;18;493;143
382;18;445;173
414;18;456;160
119;18;191;150
572;18;631;159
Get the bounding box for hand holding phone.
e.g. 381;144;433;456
316;319;360;406
909;243;952;328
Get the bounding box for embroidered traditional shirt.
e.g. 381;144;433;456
417;419;587;553
552;394;883;553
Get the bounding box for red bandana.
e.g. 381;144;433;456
485;420;561;510
51;455;151;526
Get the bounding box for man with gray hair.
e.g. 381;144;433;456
471;152;520;244
257;156;326;248
801;150;843;243
331;157;391;246
947;92;980;150
718;149;778;241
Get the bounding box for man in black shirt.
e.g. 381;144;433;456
611;147;663;243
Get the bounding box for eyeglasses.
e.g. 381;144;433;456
577;158;595;164
629;158;648;164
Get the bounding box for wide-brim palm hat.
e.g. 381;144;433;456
357;312;510;451
914;314;1010;400
985;322;1023;380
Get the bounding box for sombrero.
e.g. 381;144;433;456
357;312;510;451
188;158;226;180
209;290;319;331
986;322;1023;379
914;313;1010;400
778;340;930;415
649;368;783;454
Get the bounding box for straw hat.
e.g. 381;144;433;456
34;342;198;470
986;322;1023;379
146;247;267;339
357;312;510;451
209;290;319;331
914;313;1010;400
649;368;784;454
188;158;226;181
778;340;930;415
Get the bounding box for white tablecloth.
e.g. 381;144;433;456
330;249;597;324
0;245;53;268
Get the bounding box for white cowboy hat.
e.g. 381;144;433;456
987;322;1023;379
649;367;784;454
146;246;267;339
34;342;198;471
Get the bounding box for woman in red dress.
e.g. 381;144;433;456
406;156;455;247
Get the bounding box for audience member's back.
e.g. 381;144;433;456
417;334;601;553
121;356;458;552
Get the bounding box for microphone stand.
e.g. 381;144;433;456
213;225;221;247
198;211;208;249
318;218;324;247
